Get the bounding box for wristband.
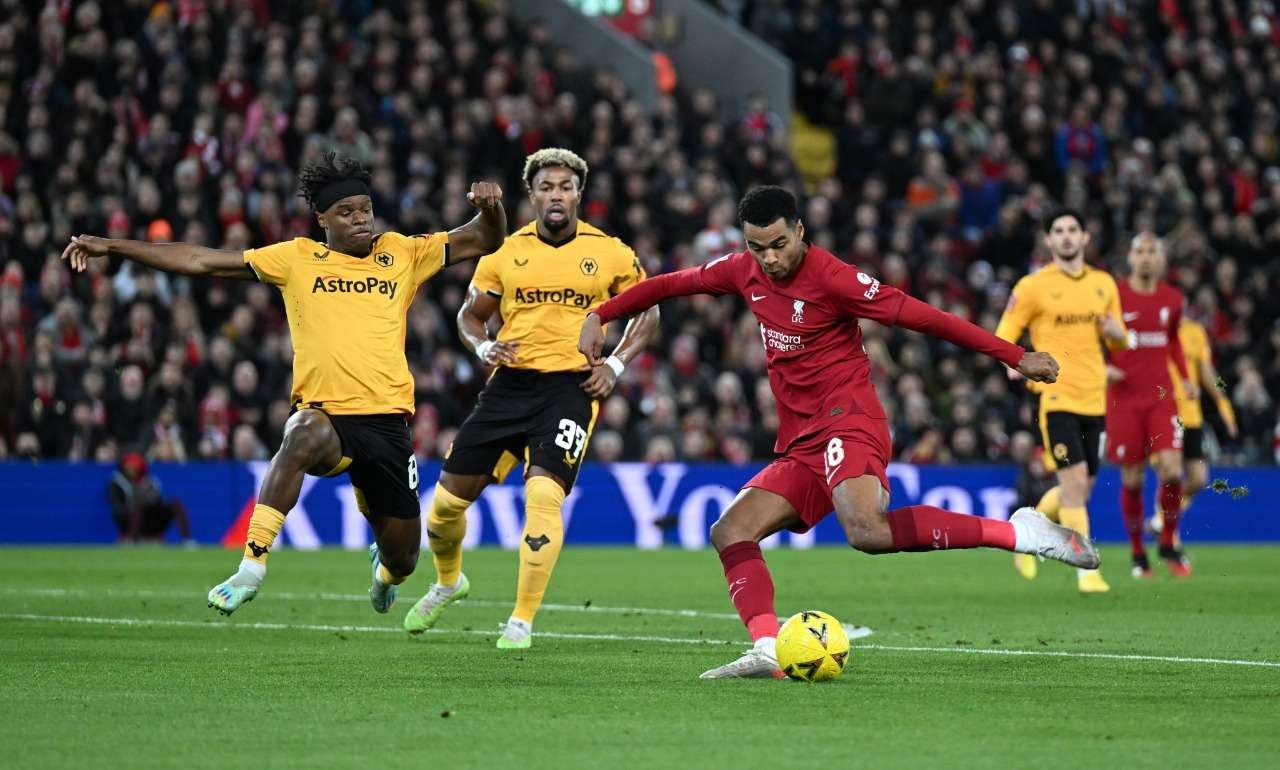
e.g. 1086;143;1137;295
475;340;494;360
604;355;625;377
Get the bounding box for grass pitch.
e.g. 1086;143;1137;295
2;545;1278;769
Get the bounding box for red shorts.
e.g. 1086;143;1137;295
745;417;892;533
1105;398;1183;464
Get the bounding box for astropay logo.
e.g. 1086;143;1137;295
311;275;399;299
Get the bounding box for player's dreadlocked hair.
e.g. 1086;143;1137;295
522;148;589;192
297;150;373;212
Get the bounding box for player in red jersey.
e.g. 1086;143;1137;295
1106;233;1194;578
579;186;1099;679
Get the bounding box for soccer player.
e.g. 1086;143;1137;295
61;151;506;615
1106;233;1194;577
995;208;1128;593
402;148;658;650
1150;313;1238;547
579;186;1097;679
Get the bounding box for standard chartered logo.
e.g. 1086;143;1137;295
513;287;597;307
311;276;399;299
759;325;805;352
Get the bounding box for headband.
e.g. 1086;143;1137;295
313;178;372;213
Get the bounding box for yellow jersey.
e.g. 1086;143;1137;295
244;232;449;415
470;220;644;372
1170;318;1208;427
995;262;1125;416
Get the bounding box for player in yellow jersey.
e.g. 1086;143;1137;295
403;148;659;649
995;208;1128;593
61;151;506;615
1147;313;1238;557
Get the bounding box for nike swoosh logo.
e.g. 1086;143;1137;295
751;293;765;301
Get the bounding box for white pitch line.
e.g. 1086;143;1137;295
0;613;736;646
0;587;742;621
860;643;1280;669
1;612;1276;669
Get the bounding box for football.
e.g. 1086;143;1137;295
776;610;851;682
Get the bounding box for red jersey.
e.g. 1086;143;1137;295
594;245;1024;452
1109;280;1189;406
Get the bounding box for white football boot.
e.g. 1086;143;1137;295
699;638;783;679
1010;507;1101;569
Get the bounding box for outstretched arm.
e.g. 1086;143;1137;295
580;306;660;398
579;265;725;365
62;236;252;279
840;267;1054;382
893;295;1056;381
446;182;506;264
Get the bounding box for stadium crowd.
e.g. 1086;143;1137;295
1;0;1278;469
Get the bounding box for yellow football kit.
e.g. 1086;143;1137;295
469;220;645;372
998;262;1126;586
426;219;645;631
244;232;449;415
995;263;1125;417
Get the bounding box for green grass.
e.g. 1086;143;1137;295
2;545;1278;769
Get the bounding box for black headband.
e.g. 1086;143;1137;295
313;178;371;213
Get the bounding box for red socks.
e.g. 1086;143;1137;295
885;505;1016;551
1121;486;1146;556
718;541;779;641
1159;479;1183;549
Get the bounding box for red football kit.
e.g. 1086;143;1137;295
594;245;1025;530
1106;280;1189;463
594;243;1106;653
1108;279;1191;557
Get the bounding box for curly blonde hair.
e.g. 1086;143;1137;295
522;147;588;192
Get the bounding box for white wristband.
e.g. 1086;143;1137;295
475;340;494;361
604;355;625;377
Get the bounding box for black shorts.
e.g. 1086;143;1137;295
1182;427;1204;461
1040;409;1105;477
443;368;599;488
319;413;420;520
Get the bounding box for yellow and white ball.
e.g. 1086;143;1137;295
776;610;851;682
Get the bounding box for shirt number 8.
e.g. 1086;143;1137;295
825;437;845;471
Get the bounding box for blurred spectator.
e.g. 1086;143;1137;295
108;452;193;544
0;0;1275;466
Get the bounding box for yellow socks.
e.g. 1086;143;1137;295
512;476;566;624
1035;486;1062;523
1057;505;1091;538
243;503;286;566
376;563;408;585
428;483;471;587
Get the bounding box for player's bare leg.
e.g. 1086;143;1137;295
699;488;802;679
403;471;487;634
832;474;1099;565
1151;449;1191;577
367;515;421;613
209;409;343;615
